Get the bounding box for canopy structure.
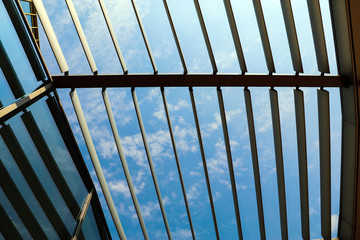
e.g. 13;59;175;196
1;0;360;239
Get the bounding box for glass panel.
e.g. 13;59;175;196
20;1;31;13
0;1;42;101
0;136;58;239
29;96;88;206
81;204;102;240
0;68;15;107
2;111;77;236
0;187;32;239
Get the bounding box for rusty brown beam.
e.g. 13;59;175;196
52;74;348;88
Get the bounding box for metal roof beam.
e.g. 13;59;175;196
244;88;266;240
32;0;69;73
317;88;331;239
252;0;275;73
189;87;220;239
280;0;303;73
217;87;243;240
102;88;149;240
65;0;97;73
162;0;187;74
161;87;196;239
52;74;347;88
306;0;329;73
193;0;217;74
223;0;247;73
294;88;310;239
98;0;128;74
269;88;288;239
131;88;172;239
70;89;127;240
130;0;157;74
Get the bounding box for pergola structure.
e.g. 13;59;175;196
1;0;360;239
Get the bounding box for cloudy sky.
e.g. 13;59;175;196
38;0;341;239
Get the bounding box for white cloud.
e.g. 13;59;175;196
189;171;201;177
108;180;130;198
172;229;192;239
139;201;160;219
186;184;200;200
331;214;339;235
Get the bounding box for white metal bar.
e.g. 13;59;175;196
32;0;69;73
280;0;303;73
130;0;157;74
98;0;128;74
223;0;247;73
70;89;127;240
131;88;172;240
244;88;266;240
189;87;219;239
65;0;97;73
252;0;275;73
102;88;149;240
162;0;187;74
306;0;330;73
193;0;218;74
161;87;195;240
317;88;331;240
217;87;243;240
294;88;310;240
269;88;288;239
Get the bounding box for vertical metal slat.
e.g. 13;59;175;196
21;110;86;239
97;0;128;74
0;124;71;239
0;41;25;99
161;87;196;240
317;88;331;239
252;0;275;73
217;87;243;240
131;88;172;240
223;0;247;73
279;0;303;73
0;159;47;239
294;88;310;239
32;0;69;73
130;0;157;74
0;202;23;240
189;87;220;239
269;88;288;239
193;0;218;74
65;0;97;73
306;0;330;73
70;89;127;240
162;0;187;74
244;88;266;240
102;88;149;240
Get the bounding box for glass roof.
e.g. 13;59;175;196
1;0;344;239
0;1;110;238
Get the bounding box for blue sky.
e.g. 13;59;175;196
38;0;341;239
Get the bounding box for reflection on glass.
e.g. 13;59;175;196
81;204;101;240
0;136;58;239
0;68;15;107
0;1;42;101
0;187;32;239
30;97;88;206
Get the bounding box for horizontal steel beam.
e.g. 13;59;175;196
52;74;347;88
0;81;54;124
